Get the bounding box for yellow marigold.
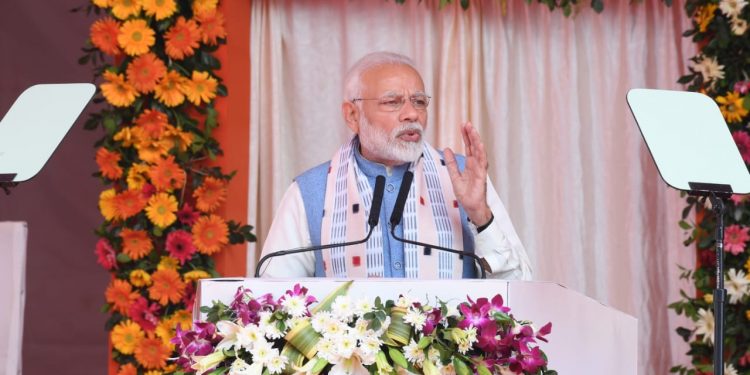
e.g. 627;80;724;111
130;269;152;287
192;0;218;16
92;0;111;8
149;268;186;305
118;19;155;56
101;71;138;107
704;293;714;304
193;176;226;212
111;0;141;20
746;310;750;320
105;279;140;315
111;320;144;354
120;228;153;260
181;71;218;105
162;125;193;152
127;163;151;190
192;215;229;255
716;91;749;123
116;363;137;375
155;70;186;107
170;309;193;331
155;318;176;346
157;256;180;271
134;336;171;369
114;126;138;148
145;192;178;227
99;188;118;221
135;139;171;164
142;0;177;20
183;269;211;283
695;4;718;33
145;371;164;375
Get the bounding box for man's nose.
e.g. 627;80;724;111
398;98;419;123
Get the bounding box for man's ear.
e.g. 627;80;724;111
342;101;360;134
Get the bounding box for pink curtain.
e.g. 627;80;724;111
248;1;695;372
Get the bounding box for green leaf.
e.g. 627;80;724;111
676;326;692;342
590;0;604;13
311;280;353;314
116;253;131;263
311;358;329;374
460;0;469;10
477;364;492;375
417;336;433;349
389;347;409;369
679;220;693;230
452;358;471;375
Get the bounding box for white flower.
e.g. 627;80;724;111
692;55;725;83
359;335;383;357
403;340;425;365
334;333;358;359
322;318;348;338
329;356;370;375
311;312;334;333
316;336;341;363
215;320;242;351
332;296;355;322
403;308;427;331
720;0;748;18
281;295;308;317
229;358;263;375
427;347;440;363
266;354;289;374
192;351;227;375
464;326;478;345
695;308;715;346
354;297;374;316
731;16;749;35
237;324;265;351
726;268;750;304
437;363;456;375
396;295;414;308
725;363;739;375
249;340;277;366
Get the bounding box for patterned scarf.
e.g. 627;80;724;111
320;136;464;278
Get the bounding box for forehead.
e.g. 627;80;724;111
360;63;425;96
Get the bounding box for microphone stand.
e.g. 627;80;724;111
389;225;489;279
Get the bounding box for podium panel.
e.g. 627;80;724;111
0;222;27;375
196;278;636;374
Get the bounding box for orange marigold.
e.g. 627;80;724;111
105;279;139;315
111;0;141;20
164;17;200;60
154;70;186;107
192;214;229;255
90;17;121;56
118;19;155;56
111;320;145;355
142;0;177;20
114;189;148;219
99;188;118;221
181;71;218;105
120;228;153;260
135;139;172;164
145;192;178;227
116;363;138;375
194;177;226;212
101;71;138;107
96;147;123;180
93;0;111;8
126;52;167;93
149;268;186;305
196;10;226;45
149;156;186;192
126;163;151;190
192;0;218;16
135;109;169;139
162;125;193;152
134;336;171;369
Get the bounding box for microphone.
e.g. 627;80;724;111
255;175;386;277
388;171;490;279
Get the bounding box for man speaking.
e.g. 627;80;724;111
258;51;531;280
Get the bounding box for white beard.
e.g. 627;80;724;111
358;115;424;164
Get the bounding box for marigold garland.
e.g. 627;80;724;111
77;0;255;372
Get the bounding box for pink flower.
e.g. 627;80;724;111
735;81;750;95
129;296;161;331
725;224;750;255
730;194;748;205
95;238;117;270
177;203;200;226
732;131;750;164
166;230;197;264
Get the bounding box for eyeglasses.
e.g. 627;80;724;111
351;93;431;112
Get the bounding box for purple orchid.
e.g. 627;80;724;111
457;296;492;329
422;307;443;335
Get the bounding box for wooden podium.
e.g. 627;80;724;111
195;278;637;374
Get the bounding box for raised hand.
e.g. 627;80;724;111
444;122;493;227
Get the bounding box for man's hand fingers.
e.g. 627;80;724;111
461;122;472;157
444;147;462;181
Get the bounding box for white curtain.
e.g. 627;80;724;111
248;1;695;373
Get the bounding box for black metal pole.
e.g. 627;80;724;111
710;193;726;375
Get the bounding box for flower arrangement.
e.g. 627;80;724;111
669;1;750;374
172;282;555;375
75;0;256;373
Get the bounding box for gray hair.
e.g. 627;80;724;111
343;51;418;101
